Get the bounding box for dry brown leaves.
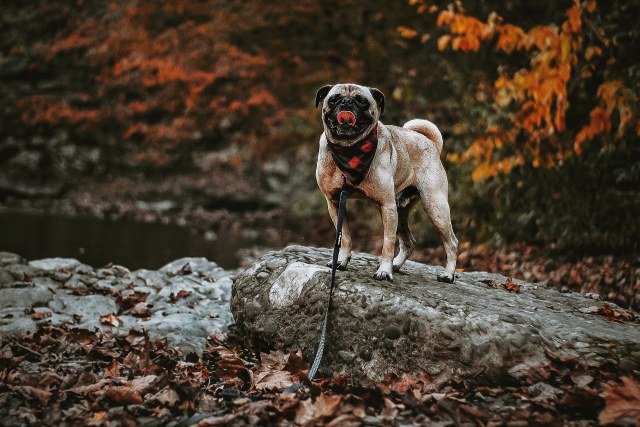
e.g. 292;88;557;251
1;322;639;426
599;376;640;425
579;303;637;323
484;276;522;293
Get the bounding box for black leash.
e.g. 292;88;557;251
307;181;349;381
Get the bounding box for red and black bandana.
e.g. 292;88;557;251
328;125;378;186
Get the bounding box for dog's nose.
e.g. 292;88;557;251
342;98;354;106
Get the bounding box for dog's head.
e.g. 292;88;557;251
315;83;385;146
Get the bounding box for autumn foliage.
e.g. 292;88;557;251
13;2;284;168
2;0;638;253
401;0;639;181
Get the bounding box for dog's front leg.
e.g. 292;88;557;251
373;202;398;282
324;195;352;270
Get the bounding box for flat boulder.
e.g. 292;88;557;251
231;245;640;386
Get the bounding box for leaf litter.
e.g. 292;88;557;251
1;323;639;426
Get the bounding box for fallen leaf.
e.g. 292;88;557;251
105;386;143;404
170;289;192;302
130;374;160;395
259;351;288;370
31;311;50;320
125;329;148;347
545;350;579;366
217;357;253;387
11;385;51;404
152;387;180;408
99;313;122;327
104;359;121;378
89;411;108;423
460;404;486;419
295;394;343;425
116;291;149;309
283;350;310;375
486;277;522;293
254;369;294;391
599;377;640;425
66;378;112;395
130;302;149;317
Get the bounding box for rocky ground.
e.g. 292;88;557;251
1;249;640;426
0;252;234;354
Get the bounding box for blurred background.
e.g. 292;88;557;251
0;0;638;308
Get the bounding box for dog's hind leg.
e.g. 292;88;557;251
393;192;418;272
417;168;458;283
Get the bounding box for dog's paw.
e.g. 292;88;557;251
436;273;455;283
326;258;349;271
373;269;393;282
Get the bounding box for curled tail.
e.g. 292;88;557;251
403;119;443;155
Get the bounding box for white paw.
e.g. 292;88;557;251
326;256;350;271
373;267;393;282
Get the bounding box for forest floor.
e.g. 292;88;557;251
1;189;640;425
2;320;640;426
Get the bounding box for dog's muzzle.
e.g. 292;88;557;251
337;111;356;126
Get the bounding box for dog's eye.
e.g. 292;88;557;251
328;95;341;105
355;95;369;107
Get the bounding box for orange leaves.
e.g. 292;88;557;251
436;7;491;52
495;24;525;53
16;96;100;128
574;81;637;154
432;0;637;181
14;0;284;169
397;26;419;39
564;1;582;34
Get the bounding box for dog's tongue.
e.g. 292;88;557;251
337;110;356;126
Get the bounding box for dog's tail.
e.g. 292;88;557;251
403;119;443;155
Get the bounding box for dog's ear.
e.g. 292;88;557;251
369;87;385;114
315;85;333;108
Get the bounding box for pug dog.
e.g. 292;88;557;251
315;83;458;283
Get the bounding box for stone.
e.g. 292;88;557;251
159;257;225;278
0;269;14;287
0;285;53;308
4;264;37;281
29;258;85;272
0;252;24;267
49;294;118;326
232;246;640;387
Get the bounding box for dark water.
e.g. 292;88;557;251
0;209;245;270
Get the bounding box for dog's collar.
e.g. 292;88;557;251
327;124;378;186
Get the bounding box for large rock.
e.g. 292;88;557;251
232;245;640;386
